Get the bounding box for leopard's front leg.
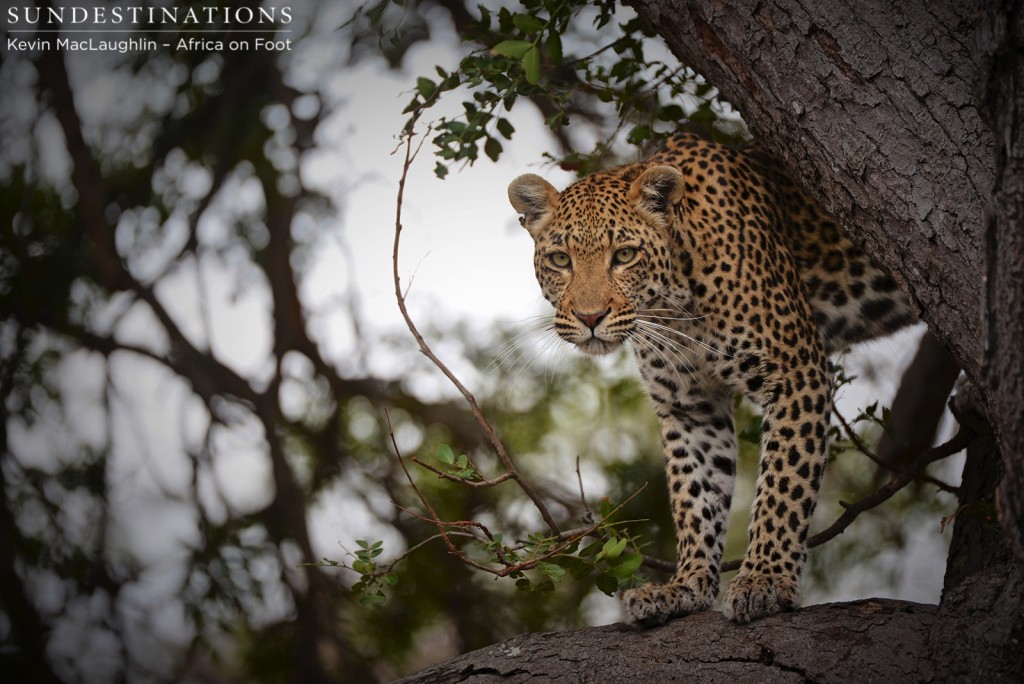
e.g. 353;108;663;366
721;358;832;623
621;377;737;626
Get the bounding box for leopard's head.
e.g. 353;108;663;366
508;165;684;356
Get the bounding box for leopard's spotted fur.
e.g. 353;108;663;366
507;132;915;625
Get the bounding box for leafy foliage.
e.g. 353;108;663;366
362;0;746;177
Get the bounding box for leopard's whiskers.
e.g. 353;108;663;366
629;328;702;390
635;316;729;359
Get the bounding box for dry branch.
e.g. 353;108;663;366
390;111;560;534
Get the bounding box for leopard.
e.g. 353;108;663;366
507;131;916;625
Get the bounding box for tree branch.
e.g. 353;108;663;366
391;113;560;535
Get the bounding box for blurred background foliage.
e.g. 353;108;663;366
0;1;959;682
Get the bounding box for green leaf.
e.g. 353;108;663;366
434;162;449;179
496;118;515;140
600;537;627;561
383;573;399;586
657;104;685;122
556;555;591;580
497;6;515;32
535;579;555;593
537;561;566;582
512;13;546;34
545;32;563;64
522;46;541;85
491;39;533;59
436;444;455;465
485;137;502;162
476;4;492;29
595;573;619;596
626;124;652;146
416;77;436;99
609;553;644;579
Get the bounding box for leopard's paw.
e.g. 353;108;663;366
721;571;800;623
621;578;715;627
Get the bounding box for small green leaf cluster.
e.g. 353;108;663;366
506;532;645;596
348;540;399;606
397;0;735;177
827;366;895;462
490;498;647;596
435;443;479;480
402;1;582;176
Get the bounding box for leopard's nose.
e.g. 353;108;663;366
573;309;610;330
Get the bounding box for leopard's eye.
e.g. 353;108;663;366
612;247;638;265
547;251;571;268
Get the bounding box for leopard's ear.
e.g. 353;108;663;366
629;165;683;218
508;174;558;235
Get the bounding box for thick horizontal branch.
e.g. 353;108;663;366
400;555;1024;683
400;600;940;683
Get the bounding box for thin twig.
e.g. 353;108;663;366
362;532;480;577
715;427;975;574
492;483;650;577
832;404;889;468
390;107;560;535
807;427;973;547
389;394;652;578
311;532;480;578
409;457;515;488
386;410;500;574
833;404;959;493
575;455;595;526
642;555;675;573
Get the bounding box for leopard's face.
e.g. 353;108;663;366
508;166;683;356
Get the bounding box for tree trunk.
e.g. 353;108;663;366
975;0;1024;563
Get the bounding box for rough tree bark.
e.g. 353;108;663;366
399;590;1021;683
402;0;1024;681
976;0;1024;564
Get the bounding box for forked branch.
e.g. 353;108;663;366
390;109;560;535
